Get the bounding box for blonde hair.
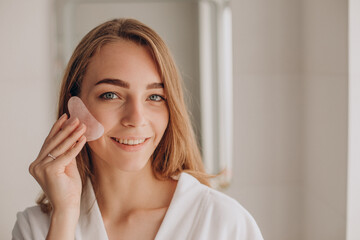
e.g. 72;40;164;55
37;18;209;213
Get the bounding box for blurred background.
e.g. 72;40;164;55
1;0;359;239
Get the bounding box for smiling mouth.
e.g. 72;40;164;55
111;137;148;146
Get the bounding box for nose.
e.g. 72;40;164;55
120;98;147;127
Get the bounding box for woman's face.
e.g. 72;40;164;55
79;40;169;172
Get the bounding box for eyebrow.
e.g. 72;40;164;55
95;78;164;89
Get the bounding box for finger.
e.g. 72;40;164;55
54;135;87;167
38;118;80;160
49;123;86;158
29;160;36;176
30;152;60;176
38;132;86;168
29;153;54;177
34;118;81;166
39;153;60;166
46;113;68;141
37;114;68;156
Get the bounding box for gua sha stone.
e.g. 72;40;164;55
64;96;104;142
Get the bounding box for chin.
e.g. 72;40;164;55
116;161;148;172
106;156;150;172
88;139;155;171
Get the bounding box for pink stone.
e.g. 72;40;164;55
64;96;104;142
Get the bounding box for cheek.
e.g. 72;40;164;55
94;111;118;133
86;104;118;133
153;107;169;134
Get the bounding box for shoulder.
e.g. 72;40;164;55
180;173;263;239
202;182;258;224
207;187;262;232
181;172;255;221
207;186;244;211
12;205;50;239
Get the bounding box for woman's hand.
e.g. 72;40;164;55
29;113;87;214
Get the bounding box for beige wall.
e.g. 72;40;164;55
225;0;348;240
0;0;55;238
301;0;348;239
225;0;302;239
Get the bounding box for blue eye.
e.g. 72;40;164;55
148;94;165;102
100;92;118;99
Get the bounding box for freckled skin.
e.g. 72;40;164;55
80;40;169;172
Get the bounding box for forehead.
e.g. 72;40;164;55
83;40;161;87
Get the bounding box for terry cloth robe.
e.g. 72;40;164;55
12;172;264;240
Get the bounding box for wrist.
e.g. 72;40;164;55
51;207;80;224
46;208;80;240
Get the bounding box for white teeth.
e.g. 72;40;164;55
113;138;146;145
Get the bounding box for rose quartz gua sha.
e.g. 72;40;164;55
64;96;104;142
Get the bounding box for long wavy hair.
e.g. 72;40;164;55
37;18;209;213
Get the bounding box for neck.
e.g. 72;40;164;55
91;156;176;222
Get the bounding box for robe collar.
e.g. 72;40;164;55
75;172;206;240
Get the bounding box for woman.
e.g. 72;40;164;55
12;18;263;240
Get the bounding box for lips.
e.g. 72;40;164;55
111;137;146;145
110;136;150;152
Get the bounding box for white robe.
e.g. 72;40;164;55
12;172;263;240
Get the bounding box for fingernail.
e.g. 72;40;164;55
59;113;67;120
